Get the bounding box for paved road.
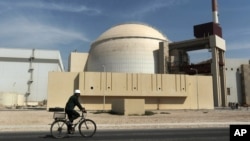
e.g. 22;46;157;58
0;128;229;141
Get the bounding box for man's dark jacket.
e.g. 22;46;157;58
65;94;83;111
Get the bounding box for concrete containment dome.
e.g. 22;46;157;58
86;23;168;73
95;23;168;42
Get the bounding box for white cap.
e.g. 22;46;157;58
74;89;81;94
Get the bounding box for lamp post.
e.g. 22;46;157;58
102;65;105;72
102;65;106;111
191;68;199;109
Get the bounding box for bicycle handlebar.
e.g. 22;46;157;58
81;109;87;118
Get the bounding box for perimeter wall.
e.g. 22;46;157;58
47;72;214;110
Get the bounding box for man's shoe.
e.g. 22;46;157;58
68;128;75;134
68;129;73;134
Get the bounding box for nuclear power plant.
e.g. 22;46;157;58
1;0;249;112
47;0;232;113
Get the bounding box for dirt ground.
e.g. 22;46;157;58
0;107;250;132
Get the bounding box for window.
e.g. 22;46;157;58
227;88;230;95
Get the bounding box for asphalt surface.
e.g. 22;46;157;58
0;128;229;141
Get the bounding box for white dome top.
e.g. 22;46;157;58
94;23;168;43
87;23;169;74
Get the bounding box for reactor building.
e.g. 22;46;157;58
47;0;229;113
1;0;249;112
86;23;168;73
14;0;246;113
47;22;222;112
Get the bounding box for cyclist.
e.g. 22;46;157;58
65;89;85;133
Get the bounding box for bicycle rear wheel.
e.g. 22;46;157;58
79;119;96;137
50;120;68;138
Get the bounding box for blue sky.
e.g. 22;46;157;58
0;0;249;69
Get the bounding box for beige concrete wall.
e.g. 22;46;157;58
68;52;88;72
112;99;145;115
197;76;214;109
78;72;188;97
112;99;125;114
47;72;81;109
125;99;145;115
47;72;214;110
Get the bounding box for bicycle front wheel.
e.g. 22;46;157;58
50;120;68;138
79;119;96;137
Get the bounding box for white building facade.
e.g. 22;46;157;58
225;58;250;106
0;48;64;106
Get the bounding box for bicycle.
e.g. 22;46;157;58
50;110;96;138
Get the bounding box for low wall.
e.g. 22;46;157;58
112;99;145;115
47;72;214;110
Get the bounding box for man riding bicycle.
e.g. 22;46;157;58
65;89;85;133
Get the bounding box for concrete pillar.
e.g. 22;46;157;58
210;35;226;107
211;45;226;107
219;50;227;106
211;47;221;106
158;42;169;74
